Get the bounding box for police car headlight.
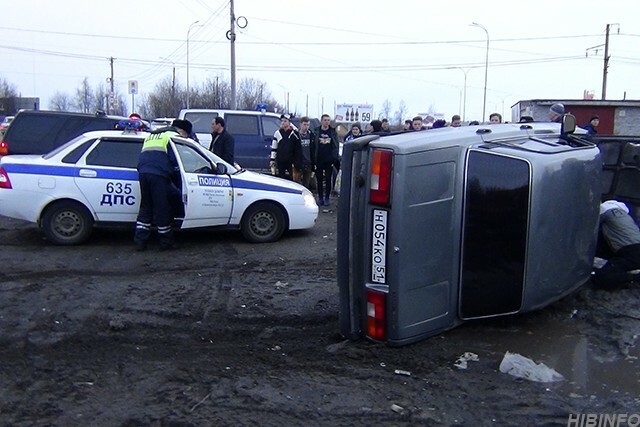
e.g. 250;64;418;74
302;189;317;207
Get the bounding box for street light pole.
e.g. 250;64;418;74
277;84;289;113
453;67;470;122
187;20;201;109
471;22;489;123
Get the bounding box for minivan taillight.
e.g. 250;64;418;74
0;140;8;156
370;149;392;206
0;167;11;189
366;287;387;341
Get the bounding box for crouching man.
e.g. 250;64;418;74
592;200;640;287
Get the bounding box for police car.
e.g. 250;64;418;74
0;124;318;245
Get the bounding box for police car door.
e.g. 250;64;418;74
74;137;142;221
172;140;233;228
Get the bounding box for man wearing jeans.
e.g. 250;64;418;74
311;114;339;206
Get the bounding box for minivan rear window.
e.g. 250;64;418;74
5;113;121;155
6;115;64;154
184;112;219;134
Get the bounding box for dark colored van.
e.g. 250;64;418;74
0;110;127;156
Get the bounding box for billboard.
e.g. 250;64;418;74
335;103;373;124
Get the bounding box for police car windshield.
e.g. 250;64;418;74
173;138;238;174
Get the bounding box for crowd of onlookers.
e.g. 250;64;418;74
340;102;600;136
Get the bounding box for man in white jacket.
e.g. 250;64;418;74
592;200;640;287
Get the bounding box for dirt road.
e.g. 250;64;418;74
0;209;638;426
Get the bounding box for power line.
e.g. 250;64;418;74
0;42;589;72
0;25;637;47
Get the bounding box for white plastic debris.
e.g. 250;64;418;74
390;404;405;414
454;352;479;369
394;369;411;376
593;257;608;269
499;351;564;383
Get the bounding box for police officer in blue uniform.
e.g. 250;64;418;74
133;119;191;251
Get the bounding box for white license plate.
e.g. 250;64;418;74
371;209;388;283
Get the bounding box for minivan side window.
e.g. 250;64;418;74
262;116;281;137
184;112;219;134
225;114;259;135
85;139;144;168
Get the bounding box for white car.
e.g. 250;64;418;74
0;128;318;245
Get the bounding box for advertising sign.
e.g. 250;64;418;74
335;103;373;124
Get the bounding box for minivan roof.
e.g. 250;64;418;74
179;109;281;117
15;109;129;119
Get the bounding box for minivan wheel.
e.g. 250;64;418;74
240;202;286;243
41;201;94;245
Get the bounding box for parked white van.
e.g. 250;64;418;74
178;109;281;172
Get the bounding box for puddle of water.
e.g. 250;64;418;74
466;317;640;396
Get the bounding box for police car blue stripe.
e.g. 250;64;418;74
91;169;138;180
4;163;302;193
233;180;302;195
4;163;76;176
3;164;138;180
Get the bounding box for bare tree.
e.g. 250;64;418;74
75;78;95;113
93;84;109;114
49;91;73;111
147;77;183;118
237;78;272;111
197;75;231;109
135;73;283;118
0;77;20;114
393;100;408;125
379;99;392;120
135;94;152;119
0;78;18;98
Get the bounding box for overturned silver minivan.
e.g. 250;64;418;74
337;116;604;346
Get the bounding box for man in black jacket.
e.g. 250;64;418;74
269;114;302;180
311;114;339;206
209;117;235;165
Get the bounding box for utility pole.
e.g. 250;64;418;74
108;57;115;114
227;2;247;110
171;65;176;98
601;24;621;100
229;0;237;110
602;24;611;100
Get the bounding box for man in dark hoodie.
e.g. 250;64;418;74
133;120;191;251
582;115;599;135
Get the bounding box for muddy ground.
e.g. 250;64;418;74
0;207;638;426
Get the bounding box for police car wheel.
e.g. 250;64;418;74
241;202;286;243
41;201;94;245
